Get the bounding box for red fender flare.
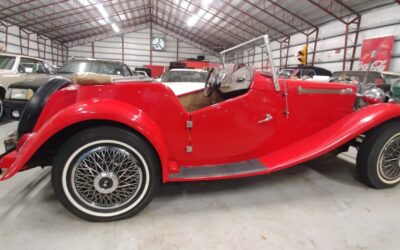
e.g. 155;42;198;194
2;99;170;181
259;103;400;171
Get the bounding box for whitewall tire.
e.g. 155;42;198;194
357;121;400;189
52;126;160;222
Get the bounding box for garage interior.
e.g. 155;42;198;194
1;0;400;249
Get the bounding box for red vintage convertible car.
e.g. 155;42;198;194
1;35;400;221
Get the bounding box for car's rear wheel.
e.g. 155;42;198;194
52;126;160;222
357;121;400;189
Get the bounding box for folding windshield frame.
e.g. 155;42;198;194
219;35;280;91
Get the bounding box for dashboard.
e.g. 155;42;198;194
217;66;254;95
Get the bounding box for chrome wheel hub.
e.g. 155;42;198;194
94;173;119;194
71;146;143;210
379;134;400;181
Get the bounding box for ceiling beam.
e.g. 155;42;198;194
160;0;249;43
36;5;149;34
217;0;289;41
153;7;231;48
0;0;69;21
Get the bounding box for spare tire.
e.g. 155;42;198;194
18;77;71;136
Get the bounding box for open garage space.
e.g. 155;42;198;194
1;1;400;249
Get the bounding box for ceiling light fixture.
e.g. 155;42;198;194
111;23;120;33
202;0;213;6
95;3;109;19
187;15;199;27
95;2;120;33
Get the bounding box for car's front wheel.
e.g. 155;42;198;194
357;121;400;189
52;126;160;222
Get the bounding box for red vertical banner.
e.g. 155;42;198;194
359;35;394;72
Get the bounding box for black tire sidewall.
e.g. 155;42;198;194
52;126;160;222
357;122;400;189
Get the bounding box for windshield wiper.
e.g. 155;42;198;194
56;71;74;74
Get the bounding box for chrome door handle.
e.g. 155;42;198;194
258;114;273;124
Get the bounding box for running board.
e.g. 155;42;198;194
168;159;268;180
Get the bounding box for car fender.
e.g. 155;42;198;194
4;99;171;181
259;103;400;172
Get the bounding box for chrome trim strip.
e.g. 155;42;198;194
298;86;353;95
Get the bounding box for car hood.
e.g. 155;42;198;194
8;74;73;90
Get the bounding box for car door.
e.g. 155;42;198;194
189;85;287;163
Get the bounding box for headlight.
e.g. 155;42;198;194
9;88;34;100
362;87;385;104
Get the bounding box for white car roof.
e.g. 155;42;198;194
0;53;46;62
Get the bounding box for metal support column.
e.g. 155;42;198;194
307;0;361;70
121;34;125;63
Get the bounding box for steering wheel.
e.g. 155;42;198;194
204;68;218;97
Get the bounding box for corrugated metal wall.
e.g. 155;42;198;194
68;28;219;68
284;4;400;72
0;23;65;66
233;4;400;73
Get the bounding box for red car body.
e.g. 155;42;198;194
1;71;399;183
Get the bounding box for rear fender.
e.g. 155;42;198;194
3;99;170;181
259;103;400;171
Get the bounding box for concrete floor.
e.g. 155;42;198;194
1;120;400;250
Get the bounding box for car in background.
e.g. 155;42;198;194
4;58;136;120
331;71;400;95
135;70;150;78
160;68;209;95
0;53;54;119
279;65;332;81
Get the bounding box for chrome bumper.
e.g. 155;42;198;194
4;130;17;152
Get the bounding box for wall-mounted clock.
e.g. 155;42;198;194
152;37;166;51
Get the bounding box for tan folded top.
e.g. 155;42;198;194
71;73;114;85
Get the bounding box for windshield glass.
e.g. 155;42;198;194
332;71;384;85
57;60;125;75
219;35;279;90
0;56;16;70
382;73;400;85
161;71;208;83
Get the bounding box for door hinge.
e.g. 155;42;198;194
186;120;193;128
186;145;193;153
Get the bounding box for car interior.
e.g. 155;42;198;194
177;67;254;112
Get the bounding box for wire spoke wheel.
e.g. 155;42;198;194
378;133;400;182
71;146;143;210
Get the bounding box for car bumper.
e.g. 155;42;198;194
3;99;28;120
0;131;18;181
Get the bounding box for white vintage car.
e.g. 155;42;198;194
0;53;54;118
